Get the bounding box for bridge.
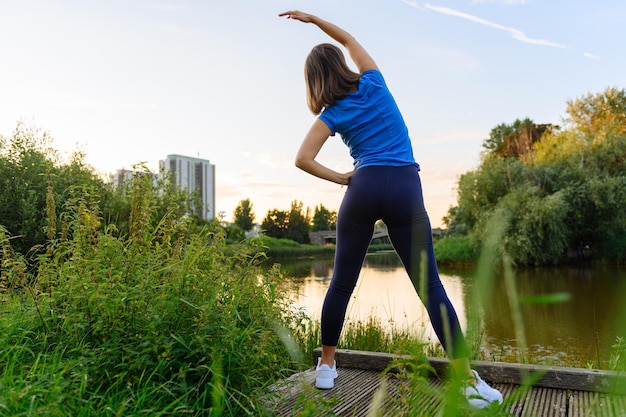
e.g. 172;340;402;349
309;227;443;246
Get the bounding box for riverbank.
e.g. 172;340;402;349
256;235;473;266
253;236;394;260
259;235;624;267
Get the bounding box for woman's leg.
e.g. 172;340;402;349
382;167;502;406
320;168;379;365
383;166;469;359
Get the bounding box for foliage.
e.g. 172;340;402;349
0;173;310;416
260;236;300;247
261;200;311;244
311;204;337;231
481;117;534;157
259;236;334;258
482;186;570;265
261;209;289;239
0;122;205;260
224;222;246;243
0;122;110;255
434;236;478;264
444;156;527;236
285;200;311;244
233;198;255;231
368;243;394;252
445;87;626;265
564;86;626;141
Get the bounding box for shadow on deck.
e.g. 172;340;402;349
267;349;626;416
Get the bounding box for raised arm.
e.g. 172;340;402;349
279;10;378;73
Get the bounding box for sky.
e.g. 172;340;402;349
1;1;624;227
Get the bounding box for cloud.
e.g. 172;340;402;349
583;52;601;60
402;1;568;48
400;0;421;8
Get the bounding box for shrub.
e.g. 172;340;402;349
0;173;309;416
434;236;478;264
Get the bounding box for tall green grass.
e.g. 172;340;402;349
0;175;312;416
2;173;625;416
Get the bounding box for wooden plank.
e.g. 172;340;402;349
331;370;383;416
314;348;626;394
267;368;441;417
527;387;567;417
267;368;380;417
471;360;626;395
268;368;626;417
268;350;626;416
504;386;568;417
569;390;626;417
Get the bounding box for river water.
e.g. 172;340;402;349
276;253;626;368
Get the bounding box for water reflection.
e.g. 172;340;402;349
474;266;626;366
274;253;466;348
271;255;626;367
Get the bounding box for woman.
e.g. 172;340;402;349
279;10;502;408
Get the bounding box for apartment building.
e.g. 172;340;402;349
159;154;216;221
111;155;216;221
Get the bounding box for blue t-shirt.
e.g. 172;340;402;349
318;70;419;170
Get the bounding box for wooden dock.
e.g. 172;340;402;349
267;349;626;416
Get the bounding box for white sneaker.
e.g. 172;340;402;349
315;358;338;389
464;370;503;409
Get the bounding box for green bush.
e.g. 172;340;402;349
434;236;478;264
0;174;310;416
260;236;335;258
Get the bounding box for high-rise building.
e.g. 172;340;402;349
110;168;158;191
110;168;135;190
159;154;216;220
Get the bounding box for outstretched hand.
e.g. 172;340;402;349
278;10;315;23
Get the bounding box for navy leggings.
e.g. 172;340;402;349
321;165;468;359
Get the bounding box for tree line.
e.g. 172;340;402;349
2;87;624;265
0;123;337;257
442;87;626;265
230;198;337;244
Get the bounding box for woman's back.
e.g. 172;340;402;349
319;70;418;169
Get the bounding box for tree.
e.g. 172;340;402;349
261;209;289;239
565;87;626;142
0;122;111;255
260;201;312;244
482;118;545;159
233;198;255;231
445;156;527;236
491;186;571;265
446;88;626;264
286;200;310;244
311;204;336;231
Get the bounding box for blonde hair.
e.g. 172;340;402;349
304;43;361;115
